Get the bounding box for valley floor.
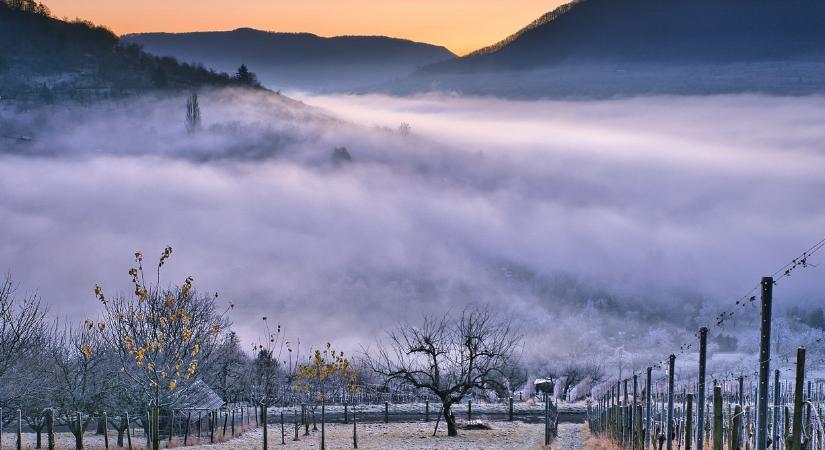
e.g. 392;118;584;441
2;422;590;449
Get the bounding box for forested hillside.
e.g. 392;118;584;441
0;0;260;103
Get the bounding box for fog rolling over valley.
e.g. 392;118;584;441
2;88;825;373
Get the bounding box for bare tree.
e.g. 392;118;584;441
246;319;293;409
369;308;521;437
0;275;47;408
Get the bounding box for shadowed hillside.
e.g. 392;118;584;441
378;0;825;97
123;28;456;92
0;0;259;103
434;0;825;72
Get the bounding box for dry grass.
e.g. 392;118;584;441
582;426;622;450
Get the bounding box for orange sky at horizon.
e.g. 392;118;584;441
44;0;568;55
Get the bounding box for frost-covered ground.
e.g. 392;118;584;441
188;421;549;450
0;420;588;449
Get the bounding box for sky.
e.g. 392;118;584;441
44;0;568;55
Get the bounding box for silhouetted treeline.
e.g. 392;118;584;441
0;0;261;104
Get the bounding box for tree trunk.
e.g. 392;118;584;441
442;402;458;437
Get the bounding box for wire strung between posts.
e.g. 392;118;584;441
610;235;825;393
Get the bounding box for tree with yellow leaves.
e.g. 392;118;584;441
293;343;358;431
97;248;230;450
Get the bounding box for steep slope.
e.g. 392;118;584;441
379;0;825;97
123;28;456;92
0;0;257;103
433;0;825;72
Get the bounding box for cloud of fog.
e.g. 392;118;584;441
2;89;825;375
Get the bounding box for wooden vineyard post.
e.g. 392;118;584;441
791;347;806;450
544;391;550;446
344;403;349;424
697;327;708;450
125;412;132;450
646;367;653;450
732;404;742;450
773;370;780;450
636;403;644;450
425;399;430;422
713;386;723;450
103;412;109;449
384;401;389;424
685;394;693;450
624;378;630;447
353;405;358;449
633;373;639;448
321;401;326;450
667;355;676;450
183;412;191;445
16;409;22;450
509;397;513;422
757;277;773;450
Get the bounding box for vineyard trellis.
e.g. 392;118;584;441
589;236;825;450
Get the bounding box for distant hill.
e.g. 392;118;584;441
435;0;825;71
0;0;259;103
393;0;825;97
123;28;456;92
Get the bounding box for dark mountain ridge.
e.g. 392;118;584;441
0;0;258;104
431;0;825;73
123;28;456;92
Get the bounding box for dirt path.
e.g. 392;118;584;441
552;422;586;450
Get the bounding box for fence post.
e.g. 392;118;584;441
731;404;742;450
697;327;708;450
125;412;131;450
624;378;629;447
713;386;723;450
425;399;430;422
102;411;109;449
16;409;22;450
184;412;191;445
753;277;773;450
344;403;348;425
384;402;389;424
773;370;780;450
544;391;550;446
667;355;676;450
646;367;653;450
636;403;644;449
791;347;806;450
685;394;693;450
633;374;638;448
281;411;285;445
508;397;513;422
353;405;358;449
